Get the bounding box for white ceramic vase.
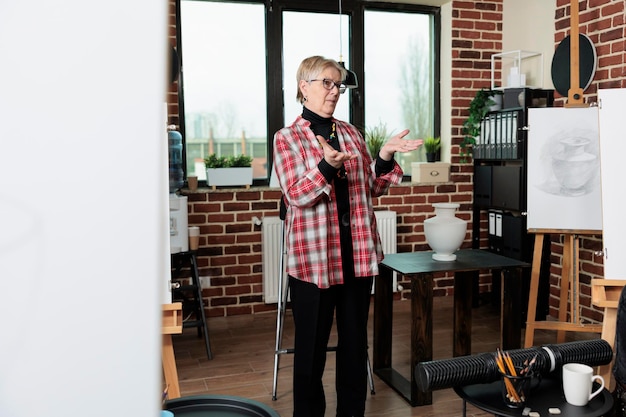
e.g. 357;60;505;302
424;203;467;261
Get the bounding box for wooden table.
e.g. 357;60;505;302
373;249;530;406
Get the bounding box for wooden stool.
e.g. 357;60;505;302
171;251;213;360
162;303;183;399
592;279;626;389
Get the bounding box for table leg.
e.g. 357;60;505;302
162;334;181;399
501;268;522;350
374;268;433;406
454;271;475;357
373;264;393;370
411;273;433;405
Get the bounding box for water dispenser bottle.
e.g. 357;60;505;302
168;125;184;193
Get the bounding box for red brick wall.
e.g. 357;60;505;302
450;0;503;163
184;183;474;317
450;0;504;257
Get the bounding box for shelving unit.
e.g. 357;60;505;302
472;87;554;321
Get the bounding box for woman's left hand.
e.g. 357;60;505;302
379;129;423;161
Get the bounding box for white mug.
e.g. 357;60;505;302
562;363;605;406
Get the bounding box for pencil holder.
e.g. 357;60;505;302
500;367;532;408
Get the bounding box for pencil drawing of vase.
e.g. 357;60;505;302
551;137;597;196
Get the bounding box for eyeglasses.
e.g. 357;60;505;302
308;78;346;94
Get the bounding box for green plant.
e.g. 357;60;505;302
204;154;228;168
460;88;503;162
227;154;253;167
204;154;252;168
365;122;389;157
423;136;441;154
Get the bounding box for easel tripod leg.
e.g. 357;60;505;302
524;233;544;348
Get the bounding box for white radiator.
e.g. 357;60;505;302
262;216;283;303
262;210;398;304
374;210;398;293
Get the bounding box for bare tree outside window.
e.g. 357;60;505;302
364;10;435;170
400;35;433;142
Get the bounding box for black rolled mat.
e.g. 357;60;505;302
416;339;613;392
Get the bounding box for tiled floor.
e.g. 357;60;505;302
171;294;599;417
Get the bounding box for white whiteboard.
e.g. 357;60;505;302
527;107;603;231
0;2;167;416
598;88;626;279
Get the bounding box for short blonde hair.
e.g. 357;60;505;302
295;56;347;104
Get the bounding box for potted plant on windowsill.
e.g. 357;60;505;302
423;136;441;162
459;88;503;162
365;122;389;158
204;154;253;189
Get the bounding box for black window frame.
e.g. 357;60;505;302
175;0;441;186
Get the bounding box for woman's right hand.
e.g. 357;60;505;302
316;135;357;169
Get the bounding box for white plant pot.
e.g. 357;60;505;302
206;167;253;187
424;203;467;261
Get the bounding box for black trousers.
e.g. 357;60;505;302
611;286;626;417
289;275;373;417
615;285;626;385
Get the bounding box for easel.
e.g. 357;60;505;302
524;230;603;348
565;0;585;108
522;1;597;344
516;0;626;389
552;0;626;387
523;1;602;346
522;0;606;347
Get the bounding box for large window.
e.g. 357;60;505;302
364;10;436;167
282;11;351;124
178;0;439;183
180;1;267;181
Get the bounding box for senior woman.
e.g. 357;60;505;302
273;55;422;417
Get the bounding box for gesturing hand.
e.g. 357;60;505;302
317;135;358;169
379;129;423;161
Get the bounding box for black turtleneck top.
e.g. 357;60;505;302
302;106;354;278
